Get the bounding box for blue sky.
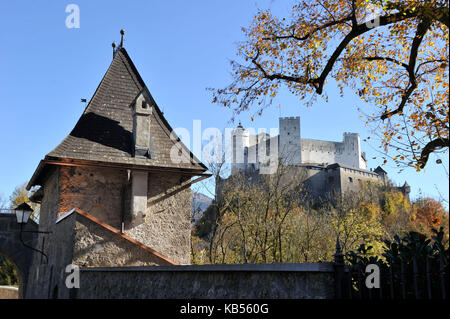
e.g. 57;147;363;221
0;0;448;206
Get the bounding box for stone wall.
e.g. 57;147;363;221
0;214;38;299
125;172;192;265
58;166;192;265
0;286;19;299
26;164;194;297
25;167;60;299
72;213;172;267
26;208;176;299
338;166;382;194
36;167;60;237
75;263;335;299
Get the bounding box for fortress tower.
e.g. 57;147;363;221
342;132;365;169
231;122;250;174
279;117;302;165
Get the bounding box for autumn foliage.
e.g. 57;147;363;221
413;196;449;235
211;0;449;170
192;174;449;264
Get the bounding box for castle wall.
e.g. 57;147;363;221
338;166;382;194
301;167;327;199
301;133;363;169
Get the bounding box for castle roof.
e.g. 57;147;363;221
28;46;207;189
374;166;387;175
326;163;380;175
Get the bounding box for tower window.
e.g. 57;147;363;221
348;177;353;183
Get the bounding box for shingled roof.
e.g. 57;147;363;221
28;47;207;188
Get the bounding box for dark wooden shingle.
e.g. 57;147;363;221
46;48;206;171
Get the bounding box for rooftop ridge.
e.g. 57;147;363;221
28;45;207;188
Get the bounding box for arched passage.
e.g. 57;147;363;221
0;214;38;298
0;252;22;298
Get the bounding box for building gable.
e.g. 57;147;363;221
28;47;206;189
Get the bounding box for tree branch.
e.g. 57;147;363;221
361;56;409;69
313;10;420;94
262;16;353;41
381;18;431;120
418;137;449;168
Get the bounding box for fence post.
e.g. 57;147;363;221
439;254;446;299
334;237;345;299
388;265;395;299
425;256;432;299
400;261;407;299
412;255;420;299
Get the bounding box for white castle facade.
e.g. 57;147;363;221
227;116;413;200
231;116;367;175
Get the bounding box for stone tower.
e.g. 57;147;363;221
25;37;209;298
342;133;365;169
279;117;302;165
231;122;250;174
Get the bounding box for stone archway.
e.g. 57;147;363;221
0;252;21;298
0;214;38;298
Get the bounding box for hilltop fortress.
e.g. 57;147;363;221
230;116;410;200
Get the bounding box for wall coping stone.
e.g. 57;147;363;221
80;262;334;273
0;286;19;291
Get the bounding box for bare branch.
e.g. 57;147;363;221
381;18;431;120
418;137;449;168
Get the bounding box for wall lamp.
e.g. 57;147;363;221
14;203;52;264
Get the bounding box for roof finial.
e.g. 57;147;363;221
119;29;125;48
112;41;117;58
